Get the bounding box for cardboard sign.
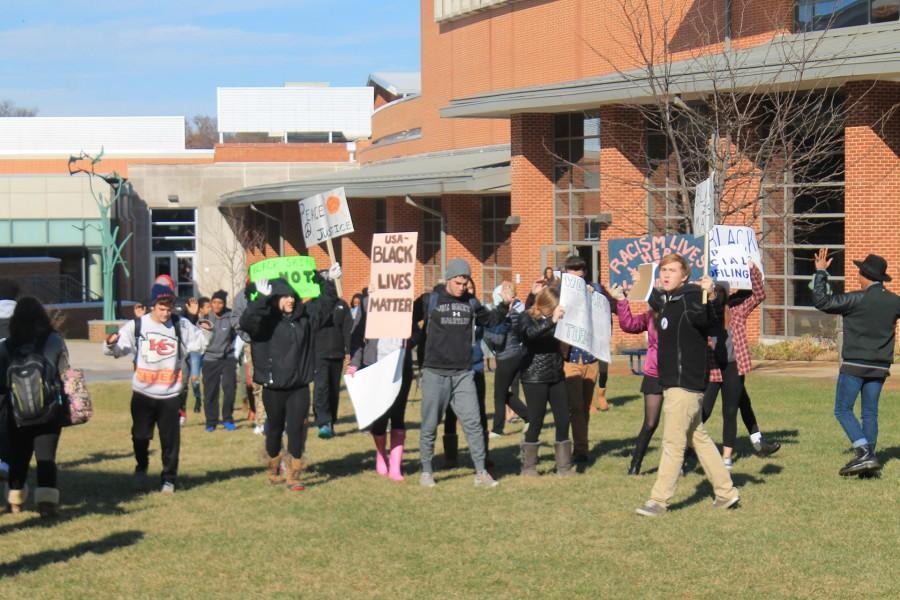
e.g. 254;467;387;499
554;274;612;362
708;225;763;290
298;187;354;248
607;235;705;290
629;263;657;302
365;232;418;339
248;256;320;299
693;177;716;235
344;349;405;430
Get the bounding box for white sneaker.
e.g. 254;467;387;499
160;482;175;495
474;471;499;488
488;431;502;440
723;457;734;471
253;425;264;436
419;472;436;488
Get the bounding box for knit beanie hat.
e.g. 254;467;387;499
212;290;228;302
445;258;472;280
150;283;175;305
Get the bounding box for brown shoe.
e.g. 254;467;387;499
593;387;610;412
267;453;285;484
285;457;304;491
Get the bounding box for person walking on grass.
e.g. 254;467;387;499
239;266;340;492
517;287;574;477
0;279;18;484
701;264;780;470
105;283;213;495
636;254;740;517
313;279;352;440
182;296;210;415
418;258;512;488
486;284;529;438
201;290;241;432
812;249;900;478
1;298;70;517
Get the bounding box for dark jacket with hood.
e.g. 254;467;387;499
516;310;564;384
239;277;337;390
421;284;509;372
314;298;352;360
649;284;719;392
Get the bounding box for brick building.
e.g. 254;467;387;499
222;0;899;343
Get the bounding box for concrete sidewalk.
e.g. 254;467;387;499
66;339;133;382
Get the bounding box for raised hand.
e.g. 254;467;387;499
328;263;343;281
256;278;272;296
608;284;626;301
185;297;199;315
814;248;832;271
551;305;566;323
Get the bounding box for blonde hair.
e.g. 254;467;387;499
528;286;559;318
658;253;690;275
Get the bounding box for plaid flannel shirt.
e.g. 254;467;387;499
709;265;765;382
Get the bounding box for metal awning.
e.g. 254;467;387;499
442;23;900;119
218;145;510;206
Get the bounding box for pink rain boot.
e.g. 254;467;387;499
389;429;406;482
372;434;389;477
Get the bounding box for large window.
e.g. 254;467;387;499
421;198;442;292
481;196;512;304
374;198;387;234
151;209;196;252
795;0;899;31
553;112;602;244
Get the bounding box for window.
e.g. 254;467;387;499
374;199;387;234
795;0;899;31
481;196;512;304
150;209;196;252
421;198;442;292
553;112;602;244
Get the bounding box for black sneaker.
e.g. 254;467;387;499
753;439;781;458
839;445;881;477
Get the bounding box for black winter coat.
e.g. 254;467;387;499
516;311;564;384
239;278;337;390
649;284;718;392
314;298;352;360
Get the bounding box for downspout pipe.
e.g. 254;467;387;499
405;195;446;280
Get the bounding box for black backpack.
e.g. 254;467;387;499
5;336;62;427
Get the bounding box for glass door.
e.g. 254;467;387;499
152;252;196;298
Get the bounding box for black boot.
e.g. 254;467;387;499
839;445;881;477
628;453;643;476
442;434;458;469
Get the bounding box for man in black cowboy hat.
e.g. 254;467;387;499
813;249;900;477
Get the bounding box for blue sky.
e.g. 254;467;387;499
0;1;420;118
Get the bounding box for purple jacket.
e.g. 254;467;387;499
616;299;658;378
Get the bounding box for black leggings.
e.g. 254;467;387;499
491;355;528;434
523;380;569;443
597;361;609;388
444;370;487;436
632;392;664;461
702;361;760;448
263;386;310;459
6;415;62;491
370;358;413;436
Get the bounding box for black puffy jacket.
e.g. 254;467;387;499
314;298;352;360
649;284;718;392
239;278;337;390
516;311;564;384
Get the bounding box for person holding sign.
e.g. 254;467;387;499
635;254;739;517
517;287;574;476
239;265;341;492
813;250;900;478
417;258;512;489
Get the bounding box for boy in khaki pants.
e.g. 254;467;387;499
636;254;739;517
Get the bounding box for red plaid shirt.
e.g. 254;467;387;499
709;265;765;382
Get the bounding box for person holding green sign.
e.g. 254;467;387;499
239;263;341;492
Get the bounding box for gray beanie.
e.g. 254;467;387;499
445;258;472;280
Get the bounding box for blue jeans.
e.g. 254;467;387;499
189;352;203;402
834;373;882;449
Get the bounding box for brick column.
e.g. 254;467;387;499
339;198;376;301
444;194;483;294
388;196;428;297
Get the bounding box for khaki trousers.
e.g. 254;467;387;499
650;387;738;506
564;360;600;456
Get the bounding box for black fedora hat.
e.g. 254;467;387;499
853;254;892;282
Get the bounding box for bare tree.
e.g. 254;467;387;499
0;99;38;117
185;115;218;149
201;207;266;297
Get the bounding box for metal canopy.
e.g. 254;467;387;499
441;23;900;119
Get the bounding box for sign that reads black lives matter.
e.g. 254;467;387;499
365;232;418;340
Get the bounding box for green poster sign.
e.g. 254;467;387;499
248;256;320;299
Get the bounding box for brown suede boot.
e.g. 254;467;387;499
285;457;304;491
520;442;540;477
554;440;577;477
267;453;285;484
592;387;609;413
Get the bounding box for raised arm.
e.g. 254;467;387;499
616;299;650;334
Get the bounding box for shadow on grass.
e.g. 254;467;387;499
58;450;134;469
608;394;641;408
0;530;144;578
667;470;769;511
878;445;900;466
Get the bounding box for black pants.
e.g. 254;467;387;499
445;370;487;436
491;355;528;434
0;402;10;466
264;385;310;459
370;357;413;436
131;392;181;484
202;356;237;427
314;357;344;428
702;361;760;448
6;412;62;491
523;380;569;443
597;360;609;388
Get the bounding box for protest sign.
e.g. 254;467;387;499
693;177;716;235
607;234;704;290
344;349;405;430
365;232;418;339
708;225;763;290
629;263;657;302
298;187;354;248
554;274;612;362
248;256;319;298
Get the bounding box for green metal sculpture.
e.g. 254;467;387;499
68;148;131;321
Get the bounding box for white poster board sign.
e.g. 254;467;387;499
708;225;763;290
554;274;612;362
344;349;404;430
298;186;355;248
693;176;716;235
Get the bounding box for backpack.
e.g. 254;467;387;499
5;337;63;428
483;325;508;354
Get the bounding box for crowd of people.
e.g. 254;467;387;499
0;246;896;518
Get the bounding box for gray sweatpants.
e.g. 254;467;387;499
420;369;486;473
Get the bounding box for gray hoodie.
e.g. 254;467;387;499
203;308;241;361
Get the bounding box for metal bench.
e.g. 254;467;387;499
621;348;648;376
